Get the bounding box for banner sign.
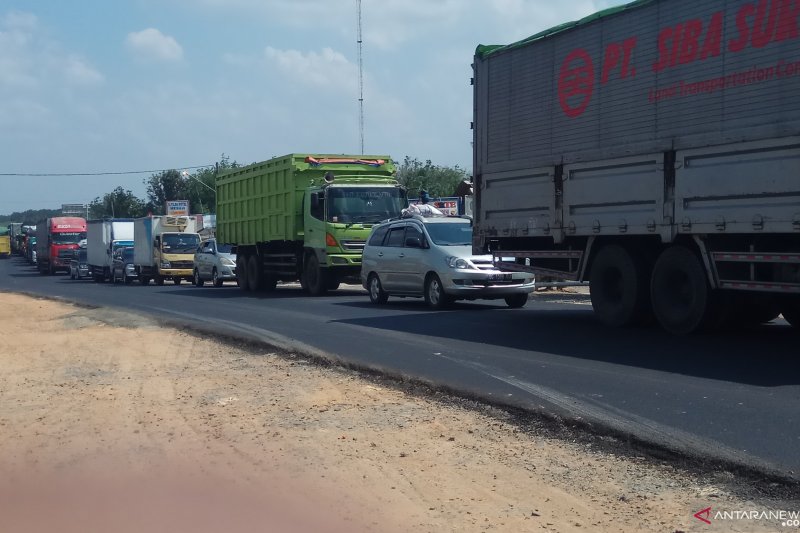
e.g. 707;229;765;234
166;200;189;216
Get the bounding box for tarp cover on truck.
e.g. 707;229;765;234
476;0;652;58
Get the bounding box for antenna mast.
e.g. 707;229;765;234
356;0;364;154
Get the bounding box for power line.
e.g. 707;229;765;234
0;163;215;177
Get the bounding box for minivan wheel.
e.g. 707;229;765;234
425;274;452;309
504;293;529;308
194;269;204;287
368;273;388;304
212;268;223;287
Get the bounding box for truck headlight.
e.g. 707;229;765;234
160;261;171;268
446;257;471;269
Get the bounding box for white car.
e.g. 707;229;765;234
361;214;535;308
193;238;236;287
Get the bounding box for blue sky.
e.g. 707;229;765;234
0;0;623;213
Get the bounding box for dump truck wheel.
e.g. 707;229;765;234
237;253;250;291
304;254;328;296
589;245;649;327
246;255;262;292
650;246;710;335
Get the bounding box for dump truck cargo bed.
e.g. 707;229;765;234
216;154;395;246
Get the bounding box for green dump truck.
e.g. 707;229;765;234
217;154;407;295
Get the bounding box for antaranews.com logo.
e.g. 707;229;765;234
694;507;800;527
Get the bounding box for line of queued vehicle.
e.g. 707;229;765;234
64;237;237;288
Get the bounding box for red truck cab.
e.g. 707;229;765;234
37;217;87;275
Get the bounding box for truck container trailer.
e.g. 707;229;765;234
87;219;135;282
35;217;87;274
472;0;800;334
6;223;22;254
133;215;201;285
0;232;10;258
216;154;407;295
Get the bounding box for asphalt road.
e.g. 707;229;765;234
2;255;798;480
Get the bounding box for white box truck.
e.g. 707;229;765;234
472;0;800;334
87;219;135;282
133;215;201;285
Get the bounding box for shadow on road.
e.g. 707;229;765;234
155;285;366;300
332;303;799;387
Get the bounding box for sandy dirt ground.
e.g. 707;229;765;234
0;292;791;532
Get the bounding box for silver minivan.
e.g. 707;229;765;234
193;238;237;287
361;214;535;308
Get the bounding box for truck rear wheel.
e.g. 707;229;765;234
237;253;250;291
246;255;262;292
589;245;649;327
650;246;710;335
304;254;328;296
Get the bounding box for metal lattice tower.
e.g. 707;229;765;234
357;0;364;154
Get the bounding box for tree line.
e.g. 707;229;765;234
1;155;470;223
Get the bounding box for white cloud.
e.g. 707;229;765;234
0;11;103;89
264;46;357;90
63;55;104;85
125;28;183;62
2;10;38;31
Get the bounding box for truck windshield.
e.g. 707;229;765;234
51;232;86;244
424;221;472;246
162;234;200;254
113;241;134;251
327;187;407;224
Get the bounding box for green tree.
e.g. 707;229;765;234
0;208;61;226
395;156;469;199
184;154;239;214
145;169;189;215
88;187;147;219
144;155;239;215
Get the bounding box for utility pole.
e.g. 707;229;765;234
357;0;365;154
